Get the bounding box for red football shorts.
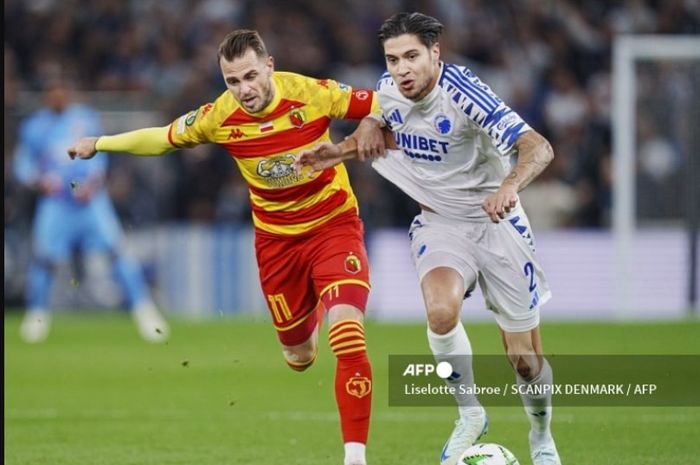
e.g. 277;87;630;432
255;212;371;346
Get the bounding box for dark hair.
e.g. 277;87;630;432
378;12;444;48
217;29;269;62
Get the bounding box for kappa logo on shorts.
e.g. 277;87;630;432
344;252;362;274
346;375;372;398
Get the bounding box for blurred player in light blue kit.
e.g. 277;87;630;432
13;70;169;343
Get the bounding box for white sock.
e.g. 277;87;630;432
344;442;366;465
427;323;481;414
517;358;553;439
132;299;157;312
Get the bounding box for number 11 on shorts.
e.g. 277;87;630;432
267;293;292;323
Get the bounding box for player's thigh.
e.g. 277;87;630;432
255;233;319;346
32;200;73;261
500;325;543;353
420;266;470;332
477;210;551;332
282;324;320;364
81;194;123;253
310;216;371;313
409;213;478;305
327;304;365;326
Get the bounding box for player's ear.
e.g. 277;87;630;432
267;55;275;72
431;42;440;61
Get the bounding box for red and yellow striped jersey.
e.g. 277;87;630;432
167;71;380;236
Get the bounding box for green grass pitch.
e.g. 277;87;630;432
4;313;700;464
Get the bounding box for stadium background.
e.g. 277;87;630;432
4;0;699;319
4;2;700;465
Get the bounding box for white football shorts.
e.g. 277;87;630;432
408;206;551;332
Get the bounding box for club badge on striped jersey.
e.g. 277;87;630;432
346;375;372;398
344;252;362;274
289;108;306;128
256;154;303;187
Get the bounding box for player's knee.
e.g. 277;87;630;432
329;318;367;360
515;356;533;379
283;346;317;372
507;351;539;381
426;304;460;335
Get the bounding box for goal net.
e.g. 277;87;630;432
612;35;700;316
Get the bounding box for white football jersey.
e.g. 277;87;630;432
372;62;532;221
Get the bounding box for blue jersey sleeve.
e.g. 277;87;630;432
442;64;531;155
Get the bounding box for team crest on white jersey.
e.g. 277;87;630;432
433;114;452;135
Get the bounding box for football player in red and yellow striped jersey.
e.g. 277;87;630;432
68;29;383;465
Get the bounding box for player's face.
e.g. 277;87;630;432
44;82;71;113
383;34;440;101
220;49;275;113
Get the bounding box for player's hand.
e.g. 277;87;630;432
294;142;346;174
37;174;62;196
67;137;99;160
351;117;385;161
481;185;518;223
71;180;99;203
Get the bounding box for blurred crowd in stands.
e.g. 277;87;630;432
5;0;699;232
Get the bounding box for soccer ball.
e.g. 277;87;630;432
458;443;520;465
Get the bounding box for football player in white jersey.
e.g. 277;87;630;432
296;12;561;465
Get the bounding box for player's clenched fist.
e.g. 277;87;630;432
294;142;349;174
481;186;518;223
67;137;99;160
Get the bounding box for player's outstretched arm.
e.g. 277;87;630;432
295;125;396;174
348;117;386;161
481;130;554;223
295;141;355;173
68;126;174;160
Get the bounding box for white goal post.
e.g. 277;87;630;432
612;35;700;315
